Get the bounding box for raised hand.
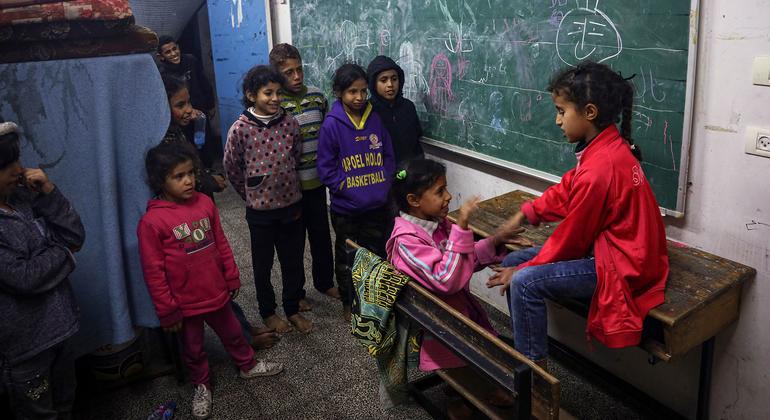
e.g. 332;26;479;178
457;196;481;230
22;168;54;194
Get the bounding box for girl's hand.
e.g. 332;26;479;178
192;109;205;119
487;266;518;296
22;168;55;194
163;322;182;333
492;212;531;247
230;288;240;299
457;196;481;230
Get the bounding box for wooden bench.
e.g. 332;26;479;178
346;239;564;420
447;190;756;419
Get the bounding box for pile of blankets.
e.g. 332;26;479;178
0;0;157;63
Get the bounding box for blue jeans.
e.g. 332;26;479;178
502;247;597;361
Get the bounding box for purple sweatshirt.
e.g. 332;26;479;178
317;100;395;215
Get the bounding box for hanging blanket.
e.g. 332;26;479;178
351;247;420;409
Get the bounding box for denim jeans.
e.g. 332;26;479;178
2;340;76;420
502;247;597;361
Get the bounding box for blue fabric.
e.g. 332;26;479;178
0;54;169;356
502;247;597;360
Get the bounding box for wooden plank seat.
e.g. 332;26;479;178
346;239;563;419
446;190;756;362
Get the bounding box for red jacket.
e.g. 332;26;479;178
137;192;240;327
520;125;669;348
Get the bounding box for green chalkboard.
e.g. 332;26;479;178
291;0;697;212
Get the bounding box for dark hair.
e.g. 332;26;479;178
332;63;367;94
157;35;176;53
548;61;642;161
161;73;188;99
241;65;286;107
145;142;199;195
269;43;301;67
0;131;20;170
391;159;447;213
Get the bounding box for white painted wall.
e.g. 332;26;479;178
272;1;770;418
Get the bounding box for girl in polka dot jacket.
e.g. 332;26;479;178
223;65;312;334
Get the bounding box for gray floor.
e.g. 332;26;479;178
81;187;653;420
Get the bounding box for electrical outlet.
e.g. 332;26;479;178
745;126;770;158
758;135;770;152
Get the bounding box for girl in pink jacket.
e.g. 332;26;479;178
385;159;524;411
138;143;283;419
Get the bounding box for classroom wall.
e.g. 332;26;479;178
272;0;770;418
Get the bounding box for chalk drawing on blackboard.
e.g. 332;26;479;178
489;91;505;133
378;28;391;56
513;92;533;122
397;41;429;112
632;66;667;104
429;53;454;116
556;0;622;66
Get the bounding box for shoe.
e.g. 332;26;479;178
240;359;284;378
191;384;212;419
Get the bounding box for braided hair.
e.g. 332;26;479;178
548;61;642;161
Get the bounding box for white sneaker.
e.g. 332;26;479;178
239;359;284;378
191;384;212;419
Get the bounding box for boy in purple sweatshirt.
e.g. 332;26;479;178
317;63;395;320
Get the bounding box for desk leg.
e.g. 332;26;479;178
697;337;715;420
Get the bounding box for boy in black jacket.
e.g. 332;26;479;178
367;55;424;165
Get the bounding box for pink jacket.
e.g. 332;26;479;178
386;215;505;371
137;192;240;327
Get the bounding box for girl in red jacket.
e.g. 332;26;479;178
137;143;283;419
486;61;669;367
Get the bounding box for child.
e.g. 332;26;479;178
386;159;522;412
486;61;670;367
0;122;85;419
157;35;218;167
137;143;283;420
367;55;424;165
223;65;313;334
317;63;395;320
269;43;340;309
160;74;279;350
160;73;226;198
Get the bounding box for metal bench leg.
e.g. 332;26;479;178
696;337;715;420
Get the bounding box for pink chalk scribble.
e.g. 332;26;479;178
429;53;454;116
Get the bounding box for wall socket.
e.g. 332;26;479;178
745;126;770;158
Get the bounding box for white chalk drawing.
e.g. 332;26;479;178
556;0;622;66
398;41;429;106
632;66;667;104
489;91;505;133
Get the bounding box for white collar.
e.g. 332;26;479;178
400;212;439;237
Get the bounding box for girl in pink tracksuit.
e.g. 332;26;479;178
385;159;524;372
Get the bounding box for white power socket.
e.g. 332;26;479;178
746;126;770;158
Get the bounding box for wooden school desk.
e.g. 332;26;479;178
448;190;756;420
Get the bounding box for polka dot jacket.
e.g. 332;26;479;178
223;109;302;210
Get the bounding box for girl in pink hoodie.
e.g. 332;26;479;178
386;159;525;368
386;159;525;412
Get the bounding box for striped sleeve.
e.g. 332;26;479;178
390;226;476;296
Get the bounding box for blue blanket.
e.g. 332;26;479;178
0;54;168;356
